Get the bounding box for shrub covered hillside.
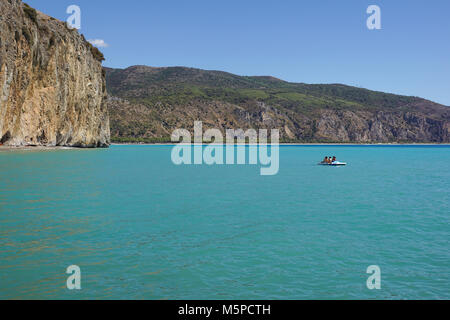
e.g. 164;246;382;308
105;66;450;143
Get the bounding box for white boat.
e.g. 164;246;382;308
319;161;347;166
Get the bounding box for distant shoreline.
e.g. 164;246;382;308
111;142;450;146
1;143;449;152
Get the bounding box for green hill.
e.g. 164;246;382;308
105;66;450;143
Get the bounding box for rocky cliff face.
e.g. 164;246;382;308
106;66;450;143
0;0;110;147
313;109;449;143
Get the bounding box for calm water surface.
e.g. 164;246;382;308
0;145;449;299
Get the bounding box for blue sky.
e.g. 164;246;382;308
27;0;450;105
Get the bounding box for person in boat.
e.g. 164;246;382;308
328;156;333;164
322;156;329;164
332;156;337;163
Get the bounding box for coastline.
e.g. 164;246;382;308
1;143;449;152
111;142;450;146
0;145;77;152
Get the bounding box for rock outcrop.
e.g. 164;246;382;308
0;0;110;147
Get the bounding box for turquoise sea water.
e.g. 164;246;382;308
0;145;449;300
